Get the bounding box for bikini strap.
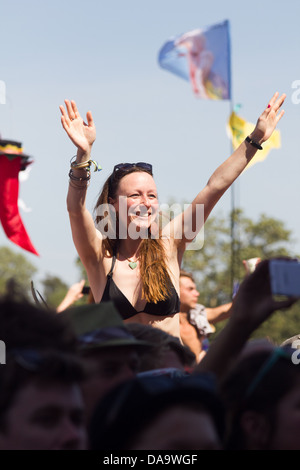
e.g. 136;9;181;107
107;254;117;278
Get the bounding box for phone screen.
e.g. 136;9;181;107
82;286;90;295
269;260;300;297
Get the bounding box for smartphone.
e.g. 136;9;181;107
269;259;300;297
81;286;91;295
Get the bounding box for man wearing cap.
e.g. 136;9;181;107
62;301;152;425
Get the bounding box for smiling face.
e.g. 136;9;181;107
111;171;159;238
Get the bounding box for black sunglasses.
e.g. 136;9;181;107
113;162;153;175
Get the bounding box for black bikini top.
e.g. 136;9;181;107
101;255;180;320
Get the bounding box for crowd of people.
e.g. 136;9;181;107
1;91;300;450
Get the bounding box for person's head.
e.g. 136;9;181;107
281;333;300;349
220;346;300;450
95;162;158;239
0;350;87;450
179;270;200;311
0;295;77;353
62;302;152;423
89;373;225;450
93;163;174;304
126;322;196;373
79;345;142;423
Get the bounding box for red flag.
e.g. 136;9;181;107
0;139;39;256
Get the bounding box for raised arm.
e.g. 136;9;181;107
59;100;102;268
206;302;232;324
169;92;286;254
194;258;298;380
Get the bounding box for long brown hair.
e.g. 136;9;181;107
94;166;172;303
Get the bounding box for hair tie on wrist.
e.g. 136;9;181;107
245;136;263;150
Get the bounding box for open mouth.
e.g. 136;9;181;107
135;211;151;218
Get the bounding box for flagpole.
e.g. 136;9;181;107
229;100;236;297
227;20;236;297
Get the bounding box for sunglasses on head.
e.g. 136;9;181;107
113;162;153;175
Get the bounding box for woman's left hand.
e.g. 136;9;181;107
250;91;286;145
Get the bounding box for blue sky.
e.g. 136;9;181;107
1;0;300;289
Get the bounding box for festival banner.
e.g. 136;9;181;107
158;20;231;100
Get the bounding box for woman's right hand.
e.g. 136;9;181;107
59;100;96;157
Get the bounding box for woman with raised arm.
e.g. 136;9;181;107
59;92;285;338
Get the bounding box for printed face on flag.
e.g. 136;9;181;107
158;20;231;100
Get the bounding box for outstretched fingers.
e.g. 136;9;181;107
266;92;286;114
86;110;94;128
64;99;76;121
71;100;81;119
59;105;70;131
275;108;285;124
59;100;73;129
266;91;279;110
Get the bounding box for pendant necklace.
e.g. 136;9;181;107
126;256;140;270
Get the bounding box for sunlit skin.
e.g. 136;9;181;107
110;172;159;236
179;276;203;360
179;275;232;362
179;276;200;311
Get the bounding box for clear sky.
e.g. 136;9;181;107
1;0;300;289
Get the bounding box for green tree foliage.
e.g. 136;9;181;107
41;258;89;310
0;246;37;298
41;275;68;309
182;208;300;345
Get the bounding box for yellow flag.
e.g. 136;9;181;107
227;111;281;169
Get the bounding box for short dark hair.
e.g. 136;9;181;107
180;269;195;283
89;373;225;450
